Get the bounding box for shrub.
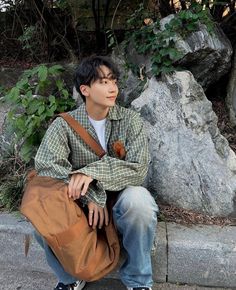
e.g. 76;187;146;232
5;64;76;162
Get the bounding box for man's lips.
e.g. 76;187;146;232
107;96;117;100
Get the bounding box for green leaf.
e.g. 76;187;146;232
152;66;161;76
159;49;169;57
152;54;162;64
108;37;115;47
58;105;66;112
15;117;26;132
16;78;29;90
168;48;180;60
46;111;54;117
161;66;174;73
20;142;33;163
38;104;45;115
26;90;33;98
50;103;57;112
48;65;63;75
38;65;48;82
27;98;43;114
7;111;14;120
7;87;20;102
62;89;69;98
56;79;64;91
163;59;172;66
22;98;28;108
46;108;55;117
186;23;197;32
49;95;56;105
39;112;48;121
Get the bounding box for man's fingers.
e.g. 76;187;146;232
87;202;108;229
81;179;90;196
88;203;95;226
92;208;99;229
68;175;81;198
81;175;93;196
104;206;109;226
89;209;94;226
98;209;104;229
69;174;93;199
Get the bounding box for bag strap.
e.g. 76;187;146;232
58;113;106;159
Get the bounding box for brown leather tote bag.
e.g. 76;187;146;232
20;114;120;281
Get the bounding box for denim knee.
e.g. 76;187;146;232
113;186;158;227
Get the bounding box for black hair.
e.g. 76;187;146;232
74;55;120;102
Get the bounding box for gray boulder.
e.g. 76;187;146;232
125;15;232;90
226;45;236;126
173;21;233;89
132;71;236;217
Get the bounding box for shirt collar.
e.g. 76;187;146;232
107;104;124;120
76;103;91;129
78;103;124;121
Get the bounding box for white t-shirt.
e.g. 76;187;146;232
88;116;107;152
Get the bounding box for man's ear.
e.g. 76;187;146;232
80;85;89;97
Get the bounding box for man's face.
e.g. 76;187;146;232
81;65;119;110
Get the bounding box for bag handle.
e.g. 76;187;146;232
59;113;106;159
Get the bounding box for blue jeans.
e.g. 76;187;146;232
34;186;158;288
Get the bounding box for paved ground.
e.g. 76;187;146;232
1;213;235;289
0;267;233;290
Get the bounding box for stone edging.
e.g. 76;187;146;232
0;213;235;288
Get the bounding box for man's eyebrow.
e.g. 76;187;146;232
99;74;117;79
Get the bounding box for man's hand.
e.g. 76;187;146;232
88;201;109;229
68;173;93;200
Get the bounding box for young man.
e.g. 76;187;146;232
34;56;158;290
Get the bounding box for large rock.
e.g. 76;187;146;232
226;45;236;126
112;50;146;107
174;22;233;89
126;15;232;89
132;71;236;217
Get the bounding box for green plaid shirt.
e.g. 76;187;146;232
35;103;150;207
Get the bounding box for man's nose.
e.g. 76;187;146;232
108;82;118;92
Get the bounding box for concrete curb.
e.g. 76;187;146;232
0;213;235;288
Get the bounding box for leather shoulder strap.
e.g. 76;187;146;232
58;113;106;159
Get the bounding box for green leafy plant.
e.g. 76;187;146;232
125;2;215;77
17;24;45;61
18;25;36;50
5;64;76;162
126;3;154;29
106;29;117;49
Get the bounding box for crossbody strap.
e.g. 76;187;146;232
59;113;106;159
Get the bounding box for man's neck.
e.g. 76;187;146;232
85;103;110;120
